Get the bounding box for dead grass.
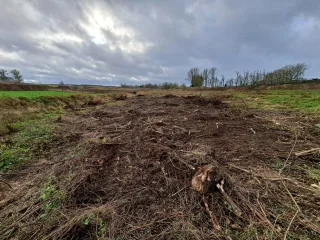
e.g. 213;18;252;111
110;93;128;101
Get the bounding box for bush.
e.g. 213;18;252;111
162;82;179;89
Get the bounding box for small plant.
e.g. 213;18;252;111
40;180;65;217
82;213;95;225
0;145;29;171
97;218;107;237
82;214;107;238
273;159;284;170
307;167;320;182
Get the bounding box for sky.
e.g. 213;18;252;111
0;0;319;85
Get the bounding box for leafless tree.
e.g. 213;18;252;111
208;67;217;87
202;69;209;87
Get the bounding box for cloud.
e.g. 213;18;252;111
24;79;40;84
0;0;320;85
0;48;24;62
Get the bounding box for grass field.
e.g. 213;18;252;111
230;89;320;113
0;90;75;98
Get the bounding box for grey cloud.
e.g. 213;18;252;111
0;0;320;85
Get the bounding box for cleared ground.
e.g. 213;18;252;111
0;92;319;240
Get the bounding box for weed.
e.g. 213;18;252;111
307;167;320;182
0;113;57;171
273;159;285;170
40;179;65;217
82;213;95;225
81;214;107;238
97;218;107;237
0;145;29;171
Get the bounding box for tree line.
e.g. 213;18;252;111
187;63;308;87
0;69;23;83
121;82;187;89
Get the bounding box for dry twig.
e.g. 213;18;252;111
202;195;221;231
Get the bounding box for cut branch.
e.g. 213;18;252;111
202;195;221;231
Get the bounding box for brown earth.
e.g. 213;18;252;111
0;95;319;240
0;83;48;91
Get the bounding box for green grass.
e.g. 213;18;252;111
0;90;74;98
0;112;59;171
233;90;320;113
307;167;320;182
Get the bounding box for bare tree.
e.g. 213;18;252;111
202;69;209;87
243;71;249;86
229;78;234;86
208;67;217;87
288;63;308;81
215;76;219;87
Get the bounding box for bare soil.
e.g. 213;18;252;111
1;95;319;240
0;83;48;91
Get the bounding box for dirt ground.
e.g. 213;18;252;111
1;94;320;240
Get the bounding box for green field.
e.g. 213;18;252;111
233;89;320;113
0;90;75;98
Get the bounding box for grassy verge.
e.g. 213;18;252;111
0;112;60;172
232;90;320;113
0;93;124;171
0;94;111;135
0;90;75;98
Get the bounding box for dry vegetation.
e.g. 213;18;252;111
0;90;319;240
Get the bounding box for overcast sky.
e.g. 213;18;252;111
0;0;319;85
